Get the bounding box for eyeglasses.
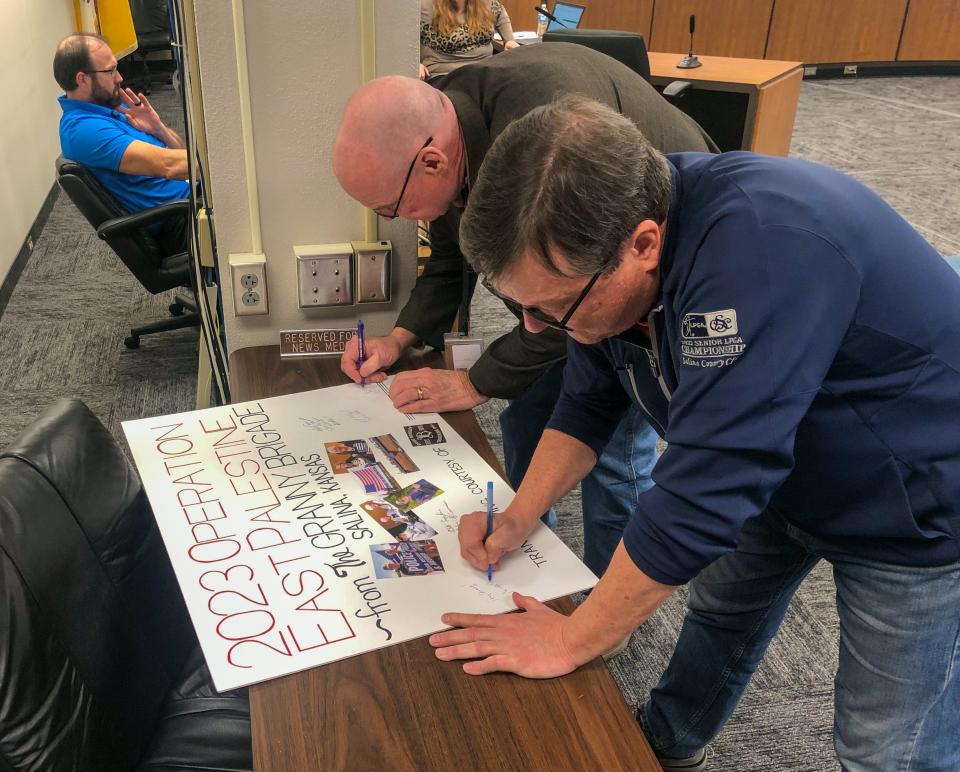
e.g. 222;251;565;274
374;136;432;219
84;66;119;78
482;268;604;332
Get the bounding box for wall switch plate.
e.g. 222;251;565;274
229;252;268;316
352;240;391;304
295;243;354;307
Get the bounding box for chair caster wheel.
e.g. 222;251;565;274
169;303;185;316
124;335;141;349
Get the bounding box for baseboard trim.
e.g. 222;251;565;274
0;182;60;322
803;61;960;80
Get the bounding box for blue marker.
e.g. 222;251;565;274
356;320;366;387
485;480;494;582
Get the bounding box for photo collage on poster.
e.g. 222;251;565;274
324;428;449;578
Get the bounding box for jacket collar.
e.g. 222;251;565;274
658;158;683;282
443;88;488;199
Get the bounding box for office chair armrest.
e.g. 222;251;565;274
662;80;692;99
96;200;191;240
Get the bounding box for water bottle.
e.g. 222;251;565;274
536;2;548;38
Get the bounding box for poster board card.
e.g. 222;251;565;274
122;381;597;691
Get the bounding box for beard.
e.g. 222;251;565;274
90;79;122;108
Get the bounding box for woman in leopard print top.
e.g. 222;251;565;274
420;0;518;79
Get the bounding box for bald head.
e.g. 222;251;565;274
54;33;107;93
333;76;461;214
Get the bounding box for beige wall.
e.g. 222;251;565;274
0;0;75;284
194;1;419;355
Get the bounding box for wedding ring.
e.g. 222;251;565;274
416;386;425;401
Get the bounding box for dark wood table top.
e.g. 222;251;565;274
230;345;660;771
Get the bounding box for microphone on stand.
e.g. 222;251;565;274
532;5;568;27
677;14;702;69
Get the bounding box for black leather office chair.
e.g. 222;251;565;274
56;156;200;349
126;0;174;94
543;29;718;150
543;28;652;82
0;398;252;771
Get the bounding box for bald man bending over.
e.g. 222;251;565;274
333;43;715;581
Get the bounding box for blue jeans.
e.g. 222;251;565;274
498;360;657;576
641;508;960;770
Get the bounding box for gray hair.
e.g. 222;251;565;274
460;95;671;280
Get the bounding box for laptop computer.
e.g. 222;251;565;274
546;2;586;32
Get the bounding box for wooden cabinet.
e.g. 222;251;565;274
497;0;958;65
766;0;908;63
898;0;960;60
580;0;654;37
647;53;802;156
649;0;774;59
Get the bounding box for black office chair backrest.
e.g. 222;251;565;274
55;156;180;294
0;399;197;771
130;0;172;44
543;28;651;82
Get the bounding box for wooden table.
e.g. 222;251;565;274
230;345;661;771
648;52;803;156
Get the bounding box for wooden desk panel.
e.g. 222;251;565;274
766;0;908;63
230;346;661;772
898;0;960;61
648;51;801;87
648;52;802;155
649;0;774;60
499;0;654;40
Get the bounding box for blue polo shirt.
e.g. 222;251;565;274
58;95;189;213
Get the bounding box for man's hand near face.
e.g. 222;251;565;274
119;87;183;149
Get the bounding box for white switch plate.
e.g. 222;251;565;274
229;253;268;316
295;243;354;307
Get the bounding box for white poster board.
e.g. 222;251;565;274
122;382;597;691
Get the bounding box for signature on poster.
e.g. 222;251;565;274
464;581;511;601
299;416;341;431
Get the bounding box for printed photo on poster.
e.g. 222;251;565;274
385;479;443;513
361;499;439;541
350;462;399;494
325;439;376;473
404;423;446;446
371;539;446;578
371;433;420;474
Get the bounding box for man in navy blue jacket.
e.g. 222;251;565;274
429;96;960;770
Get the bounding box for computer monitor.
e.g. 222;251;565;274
547;2;586;32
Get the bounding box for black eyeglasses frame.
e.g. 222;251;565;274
482;268;604;332
375;136;433;219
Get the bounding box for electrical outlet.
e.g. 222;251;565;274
26;235;34;252
803;66;818;78
295;243;354;307
229;253;268;316
843;64;858;76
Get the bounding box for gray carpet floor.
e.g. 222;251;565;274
2;75;958;770
0;86;197;451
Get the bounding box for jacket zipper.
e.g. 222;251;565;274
625;363;667;435
647;306;673;401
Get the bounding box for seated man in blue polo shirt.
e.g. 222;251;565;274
54;33;190;253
